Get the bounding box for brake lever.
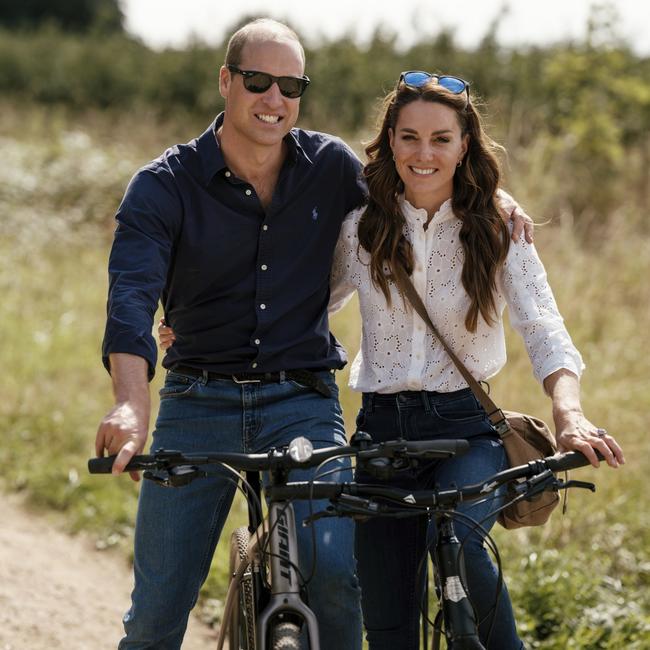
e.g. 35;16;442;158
556;479;596;492
143;465;205;487
302;495;381;525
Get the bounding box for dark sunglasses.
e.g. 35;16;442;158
227;64;310;99
398;70;470;100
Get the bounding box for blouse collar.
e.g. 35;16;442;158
398;194;456;227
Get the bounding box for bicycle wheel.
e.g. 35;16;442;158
228;526;257;650
270;620;301;650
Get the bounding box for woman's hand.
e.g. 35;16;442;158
554;409;625;469
158;318;176;351
545;369;625;469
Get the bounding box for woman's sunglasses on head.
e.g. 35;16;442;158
398;70;470;102
227;65;310;99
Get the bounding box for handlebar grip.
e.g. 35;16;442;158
403;439;470;456
88;456;117;473
545;450;605;472
87;455;155;474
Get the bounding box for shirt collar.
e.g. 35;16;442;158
399;194;455;227
195;113;313;185
193;113;228;185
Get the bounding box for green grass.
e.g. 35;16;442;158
1;104;648;646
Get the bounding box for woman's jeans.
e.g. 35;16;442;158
355;388;523;650
119;369;361;650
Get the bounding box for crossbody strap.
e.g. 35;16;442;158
392;264;510;436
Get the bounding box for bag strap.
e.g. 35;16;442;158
392;264;510;436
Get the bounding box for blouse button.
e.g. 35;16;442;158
245;189;252;196
224;170;231;178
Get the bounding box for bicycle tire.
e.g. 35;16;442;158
270;621;301;650
228;526;257;650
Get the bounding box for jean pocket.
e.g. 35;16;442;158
159;374;200;399
287;379;309;391
432;393;486;423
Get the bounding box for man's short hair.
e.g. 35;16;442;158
225;18;305;67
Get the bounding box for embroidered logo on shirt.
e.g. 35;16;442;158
312;207;319;221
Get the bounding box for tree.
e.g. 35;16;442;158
0;0;124;33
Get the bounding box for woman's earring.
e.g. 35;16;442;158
457;159;463;167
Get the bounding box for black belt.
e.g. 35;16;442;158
171;365;333;398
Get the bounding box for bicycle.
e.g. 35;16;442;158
89;434;600;650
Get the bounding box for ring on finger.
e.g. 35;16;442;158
596;428;607;438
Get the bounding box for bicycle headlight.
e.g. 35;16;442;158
288;437;314;463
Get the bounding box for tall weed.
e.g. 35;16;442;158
1;105;647;645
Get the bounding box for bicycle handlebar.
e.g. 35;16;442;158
89;436;602;513
266;449;603;506
87;438;472;475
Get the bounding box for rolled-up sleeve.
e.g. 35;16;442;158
102;165;182;379
501;233;585;384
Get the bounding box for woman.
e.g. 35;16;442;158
159;72;625;648
327;71;624;650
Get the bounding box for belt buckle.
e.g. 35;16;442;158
231;374;261;384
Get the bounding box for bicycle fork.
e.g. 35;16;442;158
434;516;485;650
257;501;320;650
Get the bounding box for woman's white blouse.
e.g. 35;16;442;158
329;196;584;394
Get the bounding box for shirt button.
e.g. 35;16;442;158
260;304;266;310
224;170;231;178
254;339;261;345
262;225;268;231
245;189;252;196
261;264;268;271
252;362;258;368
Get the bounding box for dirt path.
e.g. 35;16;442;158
0;493;218;649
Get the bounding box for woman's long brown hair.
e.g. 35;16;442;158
358;81;510;332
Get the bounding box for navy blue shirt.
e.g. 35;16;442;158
102;114;366;379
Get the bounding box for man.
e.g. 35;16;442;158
98;19;365;649
97;17;531;649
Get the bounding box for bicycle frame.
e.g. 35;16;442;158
217;478;320;650
433;515;485;649
258;501;319;649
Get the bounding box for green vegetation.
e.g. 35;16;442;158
0;0;124;33
1;7;649;646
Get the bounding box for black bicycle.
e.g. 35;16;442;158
89;434;599;650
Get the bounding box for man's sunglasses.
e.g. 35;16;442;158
227;65;310;99
398;70;470;100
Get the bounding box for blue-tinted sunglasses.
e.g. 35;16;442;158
398;70;470;101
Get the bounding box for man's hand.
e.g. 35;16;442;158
497;190;534;243
95;353;151;481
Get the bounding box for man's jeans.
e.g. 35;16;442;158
119;369;362;650
354;389;524;650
